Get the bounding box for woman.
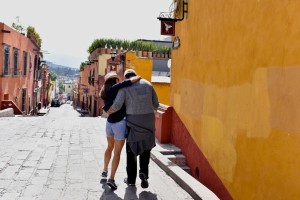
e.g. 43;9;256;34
100;71;140;190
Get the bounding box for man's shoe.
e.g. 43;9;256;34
124;178;136;187
107;178;117;190
101;171;108;178
139;173;149;188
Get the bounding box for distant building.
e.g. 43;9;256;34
64;80;74;100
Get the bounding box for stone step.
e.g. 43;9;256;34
165;154;186;166
154;140;182;155
180;165;191;174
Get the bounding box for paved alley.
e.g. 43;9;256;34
0;104;193;200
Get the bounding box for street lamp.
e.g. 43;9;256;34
110;49;117;61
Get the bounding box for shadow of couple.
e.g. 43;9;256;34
100;178;158;200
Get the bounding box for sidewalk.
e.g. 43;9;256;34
151;142;219;200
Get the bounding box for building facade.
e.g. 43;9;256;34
166;0;300;199
0;23;41;115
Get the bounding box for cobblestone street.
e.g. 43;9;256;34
0;104;193;200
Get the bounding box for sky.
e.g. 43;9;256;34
0;0;173;68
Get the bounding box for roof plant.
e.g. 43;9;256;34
115;39;123;50
122;40;130;50
80;62;86;71
129;40;137;51
135;41;144;51
27;26;42;47
87;38;106;54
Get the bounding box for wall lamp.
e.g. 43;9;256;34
110;49;117;61
157;0;189;22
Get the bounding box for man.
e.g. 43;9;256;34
108;69;159;188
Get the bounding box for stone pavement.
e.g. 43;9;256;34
0;104;194;200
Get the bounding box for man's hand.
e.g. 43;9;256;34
107;107;115;115
130;76;141;83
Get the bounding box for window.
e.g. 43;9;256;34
29;54;32;69
34;55;38;80
23;51;28;76
22;88;26;112
4;94;9;100
28;97;31;113
3;45;10;76
13;48;19;76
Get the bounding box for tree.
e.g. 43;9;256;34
58;81;64;94
49;71;57;81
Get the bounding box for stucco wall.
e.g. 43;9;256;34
171;0;300;199
152;82;170;105
125;52;152;82
98;54;111;76
0;23;36;114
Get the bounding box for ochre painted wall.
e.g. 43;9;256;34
125;52;152;82
171;0;300;199
152;82;170;105
125;52;170;105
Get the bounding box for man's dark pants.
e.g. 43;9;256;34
126;143;151;184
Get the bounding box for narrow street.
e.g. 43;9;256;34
0;104;193;200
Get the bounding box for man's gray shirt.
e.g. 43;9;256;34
111;79;159;114
111;79;159;155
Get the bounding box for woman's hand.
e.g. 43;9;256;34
130;76;141;83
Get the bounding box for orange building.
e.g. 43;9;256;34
79;63;90;112
41;64;50;107
78;49;112;117
0;23;40;115
157;0;300;199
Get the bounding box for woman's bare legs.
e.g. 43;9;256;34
109;139;125;179
104;136;114;173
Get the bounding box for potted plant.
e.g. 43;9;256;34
135;41;143;57
147;42;154;58
122;40;130;51
152;45;158;58
163;46;170;58
141;42;149;57
115;39;123;53
99;39;107;54
129;40;137;51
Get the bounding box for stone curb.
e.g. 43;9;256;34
151;150;220;200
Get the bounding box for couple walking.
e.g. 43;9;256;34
100;69;159;190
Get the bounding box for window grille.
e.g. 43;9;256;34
13;48;19;76
23;51;28;76
3;45;10;76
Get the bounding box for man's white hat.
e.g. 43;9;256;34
124;69;137;77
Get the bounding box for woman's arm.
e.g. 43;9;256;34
111;76;141;91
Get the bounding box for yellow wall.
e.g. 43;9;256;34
125;51;152;82
153;82;170;105
125;52;170;105
171;0;300;199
